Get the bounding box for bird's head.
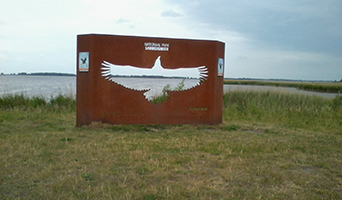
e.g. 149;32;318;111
153;56;162;68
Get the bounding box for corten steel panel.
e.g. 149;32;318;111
76;34;225;126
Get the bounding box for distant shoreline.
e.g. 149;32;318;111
2;73;340;83
1;72;76;77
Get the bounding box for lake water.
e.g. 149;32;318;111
0;76;76;99
0;76;339;99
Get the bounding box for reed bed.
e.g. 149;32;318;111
223;90;342;133
224;80;342;93
0;94;75;111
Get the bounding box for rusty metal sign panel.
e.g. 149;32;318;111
76;34;225;126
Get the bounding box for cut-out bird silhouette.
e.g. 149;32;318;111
80;57;87;64
101;56;208;100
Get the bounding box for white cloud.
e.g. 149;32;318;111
1;0;341;80
161;9;181;17
0;0;200;74
116;18;131;24
226;47;342;80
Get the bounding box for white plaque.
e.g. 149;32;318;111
217;58;224;76
79;52;89;72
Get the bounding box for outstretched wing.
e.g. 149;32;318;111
101;61;152;92
101;61;154;78
160;66;208;82
102;57;208;81
101;57;209;101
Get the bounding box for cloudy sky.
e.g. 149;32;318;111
1;0;341;81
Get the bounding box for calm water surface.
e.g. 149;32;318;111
0;76;339;99
0;76;76;99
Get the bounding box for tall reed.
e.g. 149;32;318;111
223;91;342;132
0;94;75;111
224;80;342;93
1;92;341;133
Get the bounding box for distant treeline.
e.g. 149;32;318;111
15;72;76;76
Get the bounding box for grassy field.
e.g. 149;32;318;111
1;93;342;199
224;80;342;93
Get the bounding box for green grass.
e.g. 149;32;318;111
223;91;342;133
1;92;342;199
224;80;342;93
0;94;75;111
